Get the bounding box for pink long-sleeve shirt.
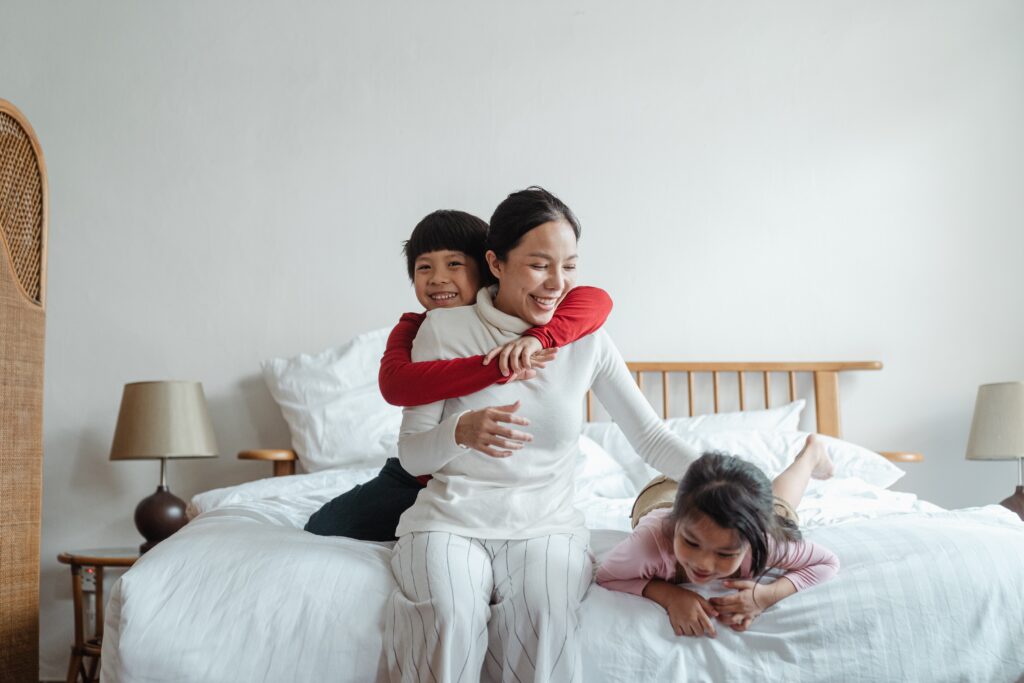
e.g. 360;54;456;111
596;508;839;596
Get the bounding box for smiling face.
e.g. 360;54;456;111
413;250;482;310
673;513;749;584
485;220;578;325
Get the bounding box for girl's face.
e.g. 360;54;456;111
413;250;481;310
486;220;578;326
673;513;749;584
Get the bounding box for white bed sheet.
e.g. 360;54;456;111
103;471;1024;682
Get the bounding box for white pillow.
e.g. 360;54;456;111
587;428;906;491
581;400;806;488
575;435;637;500
261;328;402;472
674;399;805;433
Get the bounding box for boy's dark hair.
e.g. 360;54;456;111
487;186;581;261
667;452;801;578
402;210;489;281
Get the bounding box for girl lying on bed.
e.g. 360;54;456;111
597;443;840;637
304;208;612;541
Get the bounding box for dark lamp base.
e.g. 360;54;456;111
135;485;188;554
999;486;1024;522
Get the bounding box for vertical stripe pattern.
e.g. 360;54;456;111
387;532;593;683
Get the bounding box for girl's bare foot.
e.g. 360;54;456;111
797;434;834;479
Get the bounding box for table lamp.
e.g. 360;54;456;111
966;381;1024;520
110;381;219;552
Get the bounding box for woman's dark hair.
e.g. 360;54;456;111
402;210;489;281
487;186;581;261
667;452;801;577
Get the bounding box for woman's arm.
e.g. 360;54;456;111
379;286;614;407
589;332;700;478
396;399;468;477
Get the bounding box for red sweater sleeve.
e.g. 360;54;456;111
378;286;614;407
378;313;504;406
522;286;613;349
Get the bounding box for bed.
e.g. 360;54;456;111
100;358;1024;682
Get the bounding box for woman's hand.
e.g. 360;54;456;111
709;579;775;632
454;400;532;458
483;337;558;378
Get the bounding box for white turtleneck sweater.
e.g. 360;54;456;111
394;287;699;541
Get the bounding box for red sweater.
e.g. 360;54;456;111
378;285;613;407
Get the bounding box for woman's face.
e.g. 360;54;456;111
487;220;578;326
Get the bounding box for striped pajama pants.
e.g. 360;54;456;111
385;531;593;683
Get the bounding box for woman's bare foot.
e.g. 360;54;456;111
797;434;834;479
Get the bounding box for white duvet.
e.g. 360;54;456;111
102;469;1024;683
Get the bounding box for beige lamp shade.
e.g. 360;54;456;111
110;381;219;460
966;381;1024;461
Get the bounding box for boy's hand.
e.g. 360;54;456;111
484;337;556;377
455;400;532;458
503;348;557;383
662;586;719;638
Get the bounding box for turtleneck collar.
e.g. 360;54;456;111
475;285;531;336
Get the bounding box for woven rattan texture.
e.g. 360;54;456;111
0;104;45;683
0;248;44;681
0;110;44;305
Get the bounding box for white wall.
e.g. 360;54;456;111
3;1;1023;678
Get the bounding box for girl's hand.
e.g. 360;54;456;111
709;579;766;631
663;587;719;638
483;337;557;378
454;401;532;458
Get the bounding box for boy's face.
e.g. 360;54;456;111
413;250;482;310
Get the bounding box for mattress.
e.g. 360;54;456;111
101;468;1024;682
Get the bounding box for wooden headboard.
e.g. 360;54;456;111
240;359;920;476
604;361;881;438
0;98;48;683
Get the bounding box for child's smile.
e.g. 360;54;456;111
413;250;481;310
673;513;748;585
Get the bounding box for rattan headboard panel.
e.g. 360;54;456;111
0;98;47;683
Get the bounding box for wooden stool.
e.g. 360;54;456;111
57;549;138;683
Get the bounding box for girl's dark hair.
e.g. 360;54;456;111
668;452;801;577
487;186;581;261
402;210;489;281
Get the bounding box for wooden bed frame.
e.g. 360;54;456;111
239;360;922;476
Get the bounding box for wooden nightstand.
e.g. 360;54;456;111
57;548;139;683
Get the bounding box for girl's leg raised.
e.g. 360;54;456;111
771;434;833;510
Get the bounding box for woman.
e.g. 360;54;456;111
386;187;700;683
